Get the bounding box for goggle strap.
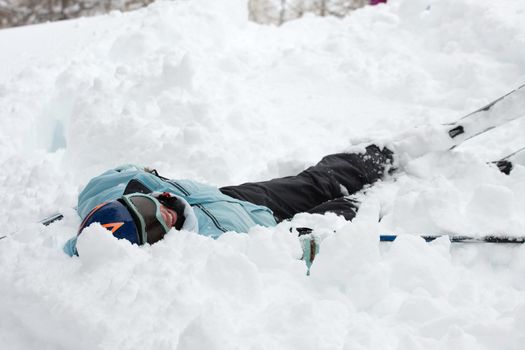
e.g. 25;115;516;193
118;198;146;245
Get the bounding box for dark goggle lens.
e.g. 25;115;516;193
128;196;168;244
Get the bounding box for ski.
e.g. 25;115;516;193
445;84;525;149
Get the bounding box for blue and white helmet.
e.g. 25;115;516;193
77;200;141;244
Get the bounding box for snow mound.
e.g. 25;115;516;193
1;0;525;349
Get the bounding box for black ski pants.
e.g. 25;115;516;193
220;145;392;222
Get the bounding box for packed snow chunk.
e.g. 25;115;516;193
465;184;515;234
177;315;228;350
512;304;525;335
442;325;482;349
258;299;350;350
395;296;446;324
76;223;145;269
161;54;194;91
243;224;305;271
290;212;349;234
395;334;436;350
310;221;389;310
109;31;159;63
388;179;464;234
200;245;262;302
388;123;455;160
385;235;455;296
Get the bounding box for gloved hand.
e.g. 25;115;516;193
292;227;319;274
300;235;318;274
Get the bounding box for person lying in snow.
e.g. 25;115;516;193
64;145;394;256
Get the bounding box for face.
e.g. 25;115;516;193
159;204;178;228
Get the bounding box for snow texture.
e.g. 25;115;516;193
1;0;525;349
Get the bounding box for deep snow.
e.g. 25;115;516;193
1;0;525;349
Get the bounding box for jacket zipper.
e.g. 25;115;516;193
167;180;227;232
168;180;190;196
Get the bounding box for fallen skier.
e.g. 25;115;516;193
64;144;394;256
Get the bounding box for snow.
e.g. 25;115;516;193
1;0;525;349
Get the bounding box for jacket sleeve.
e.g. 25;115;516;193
63;237;78;257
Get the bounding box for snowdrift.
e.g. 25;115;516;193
1;0;525;349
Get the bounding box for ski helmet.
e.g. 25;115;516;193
77;200;141;245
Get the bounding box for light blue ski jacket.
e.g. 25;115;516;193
64;164;277;256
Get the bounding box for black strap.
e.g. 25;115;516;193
147;168;170;181
124;179;153;195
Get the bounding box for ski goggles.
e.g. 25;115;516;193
121;193;171;245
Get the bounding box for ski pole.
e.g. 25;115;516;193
295;228;524;244
380;234;525;244
39;213;64;226
0;213;64;241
